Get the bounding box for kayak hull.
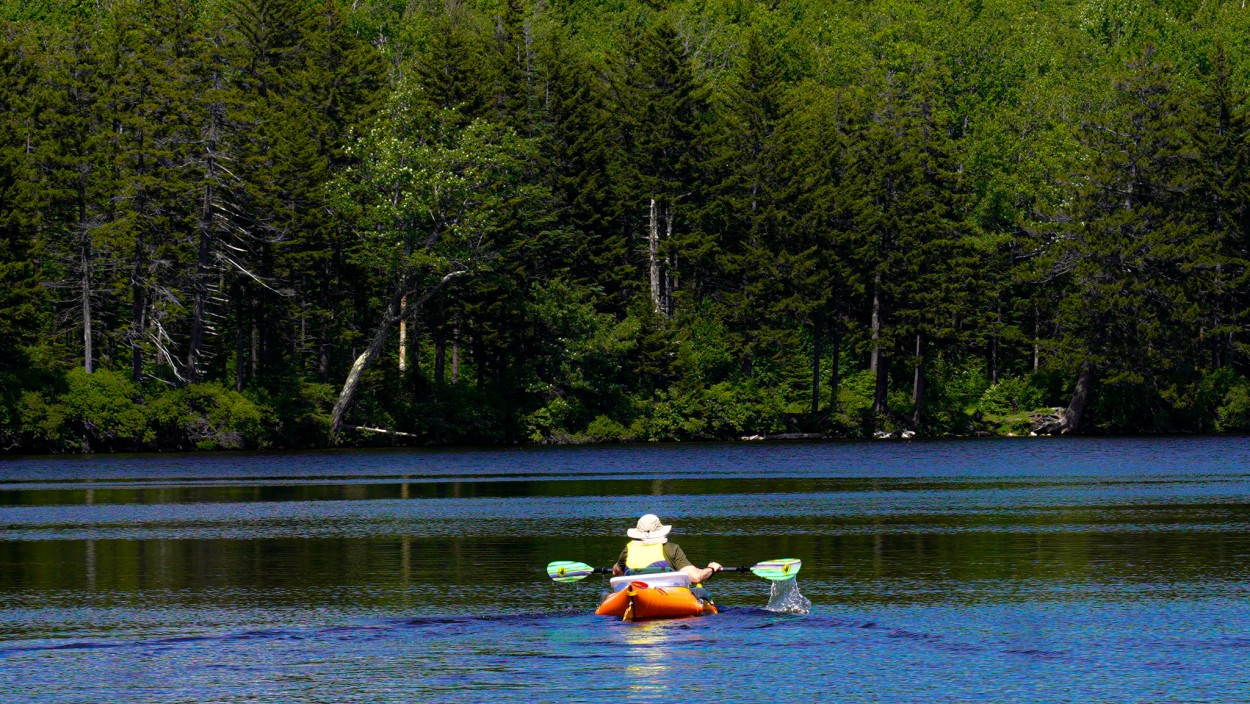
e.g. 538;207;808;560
595;582;717;621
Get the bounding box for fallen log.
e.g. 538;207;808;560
345;424;421;439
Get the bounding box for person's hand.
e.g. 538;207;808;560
707;562;722;573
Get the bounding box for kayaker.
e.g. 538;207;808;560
612;514;722;584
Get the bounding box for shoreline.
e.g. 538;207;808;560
4;426;1241;459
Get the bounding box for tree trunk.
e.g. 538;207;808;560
648;198;662;315
130;232;145;382
329;271;464;441
870;274;887;416
473;336;486;390
318;268;331;384
187;181;212;383
991;303;1000;384
235;283;245;392
329;282;402;439
1032;301;1040;371
408;323;421;388
829;325;841;414
79;207;93;374
1061;362;1094;434
810;320;822;416
434;329;446;385
911;332;924;430
663;204;674;316
398;295;408;372
451;320;461;384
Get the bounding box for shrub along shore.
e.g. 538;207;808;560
4;365;1248;453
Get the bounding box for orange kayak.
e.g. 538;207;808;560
595;580;718;621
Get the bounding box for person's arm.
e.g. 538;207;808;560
681;562;722;584
612;546;628;577
668;543;721;583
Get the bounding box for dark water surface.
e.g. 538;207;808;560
3;437;1250;702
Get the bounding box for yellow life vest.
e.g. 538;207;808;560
624;541;671;574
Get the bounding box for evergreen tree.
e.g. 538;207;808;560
534;21;622;307
415;7;490;119
269;0;385;385
846;57;967;427
1034;46;1205;433
1191;40;1249;372
609;17;709;317
98;0;200;382
774;84;861;417
701;29;795;378
44;20;111;373
0;24;47;369
489;0;534;131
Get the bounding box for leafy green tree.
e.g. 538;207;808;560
327;86;549;440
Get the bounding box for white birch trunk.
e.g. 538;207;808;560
398;295;408;372
649;198;662;314
330;271;465;441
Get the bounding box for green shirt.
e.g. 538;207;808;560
615;541;693;573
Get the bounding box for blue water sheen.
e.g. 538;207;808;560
2;436;1250;702
3;604;1250;702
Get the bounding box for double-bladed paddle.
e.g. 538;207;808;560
546;558;802;583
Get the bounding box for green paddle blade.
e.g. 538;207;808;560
547;560;595;583
750;558;802;581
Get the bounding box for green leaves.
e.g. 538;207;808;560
334;90;544;280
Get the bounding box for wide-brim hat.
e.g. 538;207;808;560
627;513;672;540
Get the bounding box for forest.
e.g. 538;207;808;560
0;0;1248;452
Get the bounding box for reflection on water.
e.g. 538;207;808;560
2;436;1250;702
617;620;676;694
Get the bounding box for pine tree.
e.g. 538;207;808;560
534;21;623;306
1190;40;1249;371
609;17;709;317
415;7;490;120
845;57;968;429
98;0;200;382
489;0;534;132
700;29;793;378
0;24;48;369
774;85;861;417
279;0;385;384
43;20;112;373
1035;45;1204;433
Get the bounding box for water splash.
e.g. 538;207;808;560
765;579;811;614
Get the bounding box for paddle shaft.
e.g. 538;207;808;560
584;565;771;574
547;558;800;582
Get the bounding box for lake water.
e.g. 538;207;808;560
2;437;1250;702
